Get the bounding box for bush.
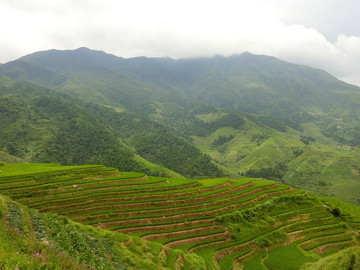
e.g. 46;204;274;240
255;230;288;248
243;162;288;180
183;253;206;270
213;135;235;145
330;207;341;217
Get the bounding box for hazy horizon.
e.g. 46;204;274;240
1;0;359;85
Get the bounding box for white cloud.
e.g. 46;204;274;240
334;35;360;85
0;0;359;86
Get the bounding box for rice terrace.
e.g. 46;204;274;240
0;163;359;269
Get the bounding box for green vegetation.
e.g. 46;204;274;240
192;120;360;205
0;194;205;270
0;78;140;171
0;162;359;269
0;75;222;178
264;243;317;270
0;151;24;164
2;49;360;204
133;155;185;178
242;251;268;270
213;135;235;146
2;48;360;268
243;162;288;181
301;246;360;270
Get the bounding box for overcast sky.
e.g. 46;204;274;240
1;0;360;85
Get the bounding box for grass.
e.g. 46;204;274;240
0;194;208;270
192;118;360;206
24;180;199;208
242;250;268;270
0;162;359;269
301;246;360;270
156;228;226;246
50;182;255;218
0;151;24;163
134;155;185;178
0;163;103;177
299;233;354;251
77;185;291;227
263;243;318;270
46;180;242;211
195;112;229;123
218;248;252;269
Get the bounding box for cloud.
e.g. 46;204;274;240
0;0;359;86
266;0;360;41
334;35;360;85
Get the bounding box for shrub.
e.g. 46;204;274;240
255;230;288;248
330;207;341;217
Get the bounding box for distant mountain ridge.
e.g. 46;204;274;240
2;48;359;131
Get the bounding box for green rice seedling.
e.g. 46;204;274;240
263;243;317;270
218;248;252;269
242;250;268;270
299;233;354;251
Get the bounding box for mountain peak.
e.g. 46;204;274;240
75;46;92;51
16;47;125;73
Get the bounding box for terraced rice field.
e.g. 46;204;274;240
0;163;359;269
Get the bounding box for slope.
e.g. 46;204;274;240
2;48;360;202
0;74;139;171
3;48;360;142
0;47;211;124
0;162;359;270
0;74;222;178
0;190;205;268
191;111;360;206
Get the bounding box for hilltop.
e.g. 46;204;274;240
0;162;359;269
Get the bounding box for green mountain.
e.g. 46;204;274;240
4;48;360;143
13;48;360;136
0;74;139;169
0;74;222;178
1;48;360;206
0;162;359;269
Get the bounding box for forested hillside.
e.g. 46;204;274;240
0;74;222;178
4;48;360;145
1;48;360;205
